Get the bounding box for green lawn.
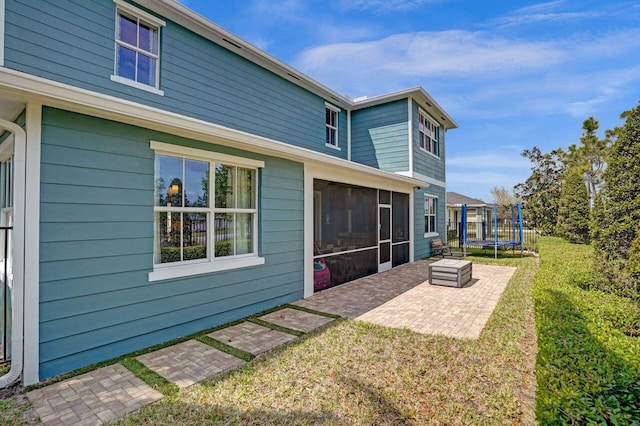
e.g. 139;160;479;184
5;238;637;424
105;254;538;425
2;253;539;425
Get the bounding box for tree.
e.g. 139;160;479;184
592;103;640;299
490;186;519;222
565;117;609;209
514;147;566;235
555;167;590;244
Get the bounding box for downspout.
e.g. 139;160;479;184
0;119;26;387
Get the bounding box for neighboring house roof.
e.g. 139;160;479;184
136;0;457;130
447;192;488;207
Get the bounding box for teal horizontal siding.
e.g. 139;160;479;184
38;107;304;379
351;100;409;172
40;291;295;379
412;100;446;182
414;185;447;260
4;0;347;160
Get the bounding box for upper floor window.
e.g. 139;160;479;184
150;141;265;281
419;110;440;157
325;104;339;149
424;195;438;235
112;0;165;95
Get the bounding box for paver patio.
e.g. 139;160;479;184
357;263;515;338
294;260;516;338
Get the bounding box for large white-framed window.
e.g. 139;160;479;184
419;109;439;157
111;0;165;95
325;103;340;149
150;141;265;281
424;194;438;236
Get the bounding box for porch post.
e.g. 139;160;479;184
22;102;41;385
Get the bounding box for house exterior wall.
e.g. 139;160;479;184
0;0;457;383
3;0;348;158
411;100;446;182
38;107;304;379
413;185;446;259
350;100;409;172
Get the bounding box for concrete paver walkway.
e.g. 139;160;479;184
25;259;517;425
258;308;334;332
208;322;296;356
26;364;163;426
136;339;244;388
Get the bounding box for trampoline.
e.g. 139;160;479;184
461;203;523;258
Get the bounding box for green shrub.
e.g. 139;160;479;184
160;245;206;263
556;167;590;244
592;103;640;300
535;237;640;424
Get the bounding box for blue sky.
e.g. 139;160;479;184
179;0;640;202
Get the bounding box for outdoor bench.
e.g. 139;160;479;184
430;237;451;257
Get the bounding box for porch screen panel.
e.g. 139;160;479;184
392;192;409;243
313;180;377;255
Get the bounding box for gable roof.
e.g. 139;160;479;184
135;0;457;129
447;192;488;206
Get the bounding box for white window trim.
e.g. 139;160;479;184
112;0;165;94
325;102;340;150
151;141;265;168
418;108;440;158
423;193;438;237
149;141;264;281
110;75;165;96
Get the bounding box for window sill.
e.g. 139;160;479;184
110;75;165;96
424;232;439;238
325;143;341;151
418;147;440;159
148;256;265;281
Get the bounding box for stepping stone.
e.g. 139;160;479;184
27;363;163;426
137;339;243;388
208;321;296;356
258;308;334;332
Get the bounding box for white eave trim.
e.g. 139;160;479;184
353;86;457;129
0;68;427;188
396;170;445;188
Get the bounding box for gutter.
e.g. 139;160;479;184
0;119;25;387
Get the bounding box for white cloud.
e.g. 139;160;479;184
446;170;527;201
338;0;444;12
491;11;602;29
489;0;640;29
447;153;530;169
296;30;566;80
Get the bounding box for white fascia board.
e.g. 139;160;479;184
0;68;426;189
396;170;445;188
352;87;458;130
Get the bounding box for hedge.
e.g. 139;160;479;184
535;237;640;424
